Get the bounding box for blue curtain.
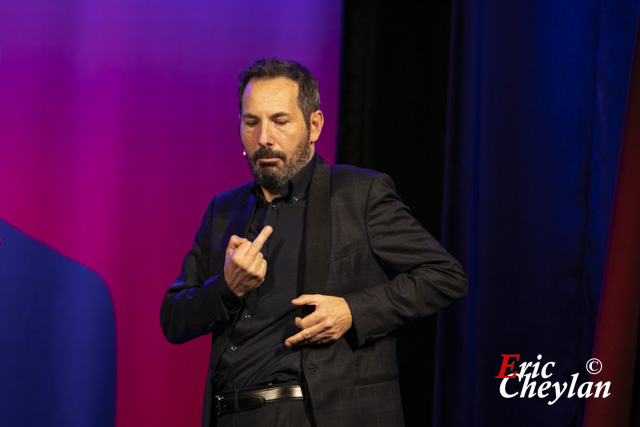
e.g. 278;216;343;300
434;1;640;426
0;220;115;426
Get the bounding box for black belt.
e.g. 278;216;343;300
214;384;304;416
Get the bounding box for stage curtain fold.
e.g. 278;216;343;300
584;11;640;427
434;1;640;426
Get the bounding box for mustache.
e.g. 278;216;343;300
251;147;286;163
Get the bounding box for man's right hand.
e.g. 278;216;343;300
223;226;273;297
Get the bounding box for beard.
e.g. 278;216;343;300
247;135;311;192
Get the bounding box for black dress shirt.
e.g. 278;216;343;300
215;154;317;391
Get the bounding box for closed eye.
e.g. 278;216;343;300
270;112;290;126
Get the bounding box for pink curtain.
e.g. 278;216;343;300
0;1;341;426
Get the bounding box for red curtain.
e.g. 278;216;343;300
584;11;640;427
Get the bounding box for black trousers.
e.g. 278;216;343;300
216;399;314;427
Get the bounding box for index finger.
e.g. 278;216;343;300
284;325;317;348
250;226;273;253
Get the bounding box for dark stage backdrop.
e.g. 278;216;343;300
0;2;341;426
339;1;640;427
337;1;453;425
434;1;640;427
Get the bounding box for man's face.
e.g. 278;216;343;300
240;77;316;191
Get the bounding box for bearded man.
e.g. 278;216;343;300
160;58;468;427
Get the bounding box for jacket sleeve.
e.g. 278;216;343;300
342;173;468;346
160;198;242;344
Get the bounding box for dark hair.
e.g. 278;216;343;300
237;58;320;128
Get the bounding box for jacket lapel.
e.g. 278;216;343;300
303;157;331;296
236;192;257;238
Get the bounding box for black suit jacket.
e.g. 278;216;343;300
161;156;468;427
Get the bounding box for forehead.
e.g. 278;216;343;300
242;77;300;114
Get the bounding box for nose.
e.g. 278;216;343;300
258;123;272;147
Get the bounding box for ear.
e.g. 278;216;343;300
309;110;324;143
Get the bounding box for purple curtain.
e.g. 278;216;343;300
0;1;341;426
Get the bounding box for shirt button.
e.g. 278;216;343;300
292;196;299;202
230;345;237;352
272;204;277;209
244;314;252;320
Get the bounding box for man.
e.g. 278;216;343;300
161;58;468;427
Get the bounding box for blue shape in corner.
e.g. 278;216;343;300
0;219;115;427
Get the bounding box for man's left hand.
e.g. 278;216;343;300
284;294;352;347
